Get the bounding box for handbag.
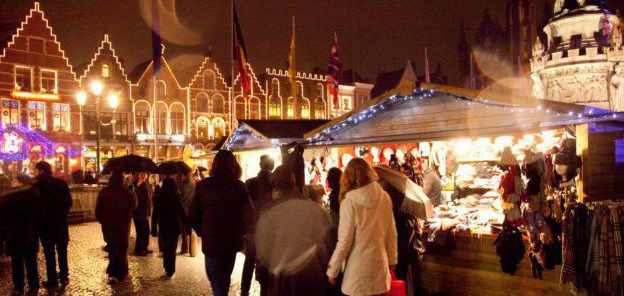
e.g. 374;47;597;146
385;269;406;296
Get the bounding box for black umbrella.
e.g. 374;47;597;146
157;161;192;175
197;166;207;172
101;154;157;174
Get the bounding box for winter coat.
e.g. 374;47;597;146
34;174;72;243
190;176;252;256
132;181;152;219
0;186;43;254
152;189;188;237
327;181;398;296
95;185;137;245
494;224;525;275
245;170;273;232
178;179;195;218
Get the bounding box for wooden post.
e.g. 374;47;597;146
576;124;588;203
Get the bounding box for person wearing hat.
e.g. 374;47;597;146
498;147;524;226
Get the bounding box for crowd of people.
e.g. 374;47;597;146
0;147;431;296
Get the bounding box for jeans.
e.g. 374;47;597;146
205;252;237;296
133;217;150;254
160;235;178;275
107;242;128;280
11;251;39;290
42;239;68;283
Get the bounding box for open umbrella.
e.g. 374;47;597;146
101;154;157;174
374;165;434;220
157;161;192;175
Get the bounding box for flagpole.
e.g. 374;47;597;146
424;47;431;84
291;16;296;119
230;0;235;136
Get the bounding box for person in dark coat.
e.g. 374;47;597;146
177;172;197;257
96;171;138;282
190;150;252;296
33;161;72;287
240;155;274;296
151;177;188;278
1;177;43;293
325;167;343;296
131;172;152;256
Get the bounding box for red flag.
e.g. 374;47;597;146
326;32;340;107
233;5;250;93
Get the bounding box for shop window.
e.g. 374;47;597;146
204;70;215;89
301;98;310;119
197;93;211;113
52;103;70;132
156;80;166;98
314;98;326;119
135;101;151;133
114;113;127;136
14;66;32;92
286;97;295;118
249;97;261;119
235;97;246;119
28;101;46;130
102;64;110;78
212;117;225;139
213;94;225;113
1;99;19;126
40;70;57;94
196;117;210;139
155;102;168;135
170;103;185;134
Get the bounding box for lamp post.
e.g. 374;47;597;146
76;80;119;174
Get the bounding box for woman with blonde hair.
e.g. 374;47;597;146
327;158;398;296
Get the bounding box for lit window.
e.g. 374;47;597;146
235;97;246;119
314;98;325;119
197;117;210;139
269;102;281;118
197;94;211;113
52;103;70;132
286;97;295;118
342;96;352;111
14;66;32;91
28;101;46;130
170;104;185;134
102;64;110;78
40;69;57;94
155;102;168;134
135;102;151;133
249;97;261;119
1;99;19;127
212;118;225;139
301;98;310;119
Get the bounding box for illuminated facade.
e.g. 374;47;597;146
0;2;80;178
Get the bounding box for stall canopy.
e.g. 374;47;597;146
305;83;624;146
226;120;329;151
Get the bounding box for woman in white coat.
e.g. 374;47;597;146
327;158;398;296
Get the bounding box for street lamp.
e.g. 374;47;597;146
76;80;118;175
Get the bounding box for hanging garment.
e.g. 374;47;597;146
494;224;525;275
560;205;576;285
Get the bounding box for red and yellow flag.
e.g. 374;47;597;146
233;5;250;93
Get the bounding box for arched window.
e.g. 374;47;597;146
301;98;310;119
155;101;168;135
314;98;326;119
296;81;304;98
135;101;151;133
213;94;225;113
235;96;246;119
196;93;211;113
249;97;261;119
269;79;281;118
212;117;225;139
196;116;210;139
156;80;166;97
204;70;215;89
170;103;185;134
286;97;295;119
102;64;110;78
316;83;324;100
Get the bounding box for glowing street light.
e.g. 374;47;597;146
89;80;104;96
107;92;119;109
76;91;87;106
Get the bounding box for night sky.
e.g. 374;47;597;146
0;0;620;85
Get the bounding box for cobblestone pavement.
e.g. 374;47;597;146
0;222;260;295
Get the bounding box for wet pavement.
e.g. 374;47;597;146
0;222;260;295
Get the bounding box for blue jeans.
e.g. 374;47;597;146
204;252;237;296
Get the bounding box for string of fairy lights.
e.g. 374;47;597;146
0;125;81;161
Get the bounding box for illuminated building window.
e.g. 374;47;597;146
249;97;261;119
269;102;281;118
155;102;168;135
14;66;32;92
314;98;326;119
235;97;246;119
28;101;46;130
156;80;166;98
40;69;57;94
316;83;324;100
342;96;352;111
1;99;19;127
135;101;151;133
213;94;225;113
114;113;127;136
170;103;185;134
52;103;69;132
286;97;295;118
102;64;110;78
204;70;215;89
212;117;225;139
196;117;210;139
301;98;310;119
269;79;281;118
197;93;211;113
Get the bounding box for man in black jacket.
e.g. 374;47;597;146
240;155;274;296
33;161;72;288
131;172;152;256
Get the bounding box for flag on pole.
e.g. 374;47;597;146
287;17;296;101
469;51;476;89
424;48;431;84
327;32;340;107
233;4;250;94
151;1;162;74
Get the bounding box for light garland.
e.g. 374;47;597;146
0;125;80;161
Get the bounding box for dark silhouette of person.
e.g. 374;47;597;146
33;161;72;288
151;177;188;279
96;171;137;282
131;172;152;256
241;155;274;296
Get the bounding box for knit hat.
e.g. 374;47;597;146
499;147;518;166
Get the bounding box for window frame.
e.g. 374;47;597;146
40;68;58;94
14;65;33;92
28;101;46;130
52;103;70;132
1;99;20;126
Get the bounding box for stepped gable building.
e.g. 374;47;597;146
77;34;133;171
0;2;80;178
231;64;267;121
530;0;623;110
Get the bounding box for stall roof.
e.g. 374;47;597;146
226;119;329;151
305;83;624;146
